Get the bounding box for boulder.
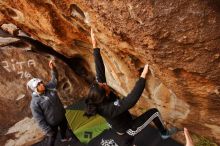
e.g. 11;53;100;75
0;0;220;144
0;34;89;145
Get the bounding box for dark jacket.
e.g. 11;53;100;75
93;48;146;133
30;69;65;134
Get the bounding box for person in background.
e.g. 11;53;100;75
84;29;178;146
27;59;80;146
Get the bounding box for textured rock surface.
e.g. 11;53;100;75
0;33;89;145
0;0;220;145
4;117;44;146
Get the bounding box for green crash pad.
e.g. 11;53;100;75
65;102;109;144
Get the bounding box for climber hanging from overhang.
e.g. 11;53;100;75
84;29;179;146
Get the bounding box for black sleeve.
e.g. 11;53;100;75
93;48;106;83
99;77;146;118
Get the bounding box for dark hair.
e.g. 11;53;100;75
84;83;106;117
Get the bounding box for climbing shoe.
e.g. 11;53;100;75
161;127;178;140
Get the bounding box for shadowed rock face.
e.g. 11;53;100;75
0;32;90;145
0;0;220;145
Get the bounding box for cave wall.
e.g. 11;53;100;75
0;0;220;144
0;31;90;145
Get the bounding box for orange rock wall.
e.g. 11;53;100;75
0;0;220;144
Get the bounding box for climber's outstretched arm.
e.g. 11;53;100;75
91;29;106;83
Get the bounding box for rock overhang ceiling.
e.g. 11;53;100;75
0;0;220;144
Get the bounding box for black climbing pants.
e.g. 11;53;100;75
46;117;79;146
127;108;167;136
88;108;167;146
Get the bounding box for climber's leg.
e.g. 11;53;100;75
45;127;58;146
59;117;80;143
126;108;177;139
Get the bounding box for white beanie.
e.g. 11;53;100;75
27;78;42;92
